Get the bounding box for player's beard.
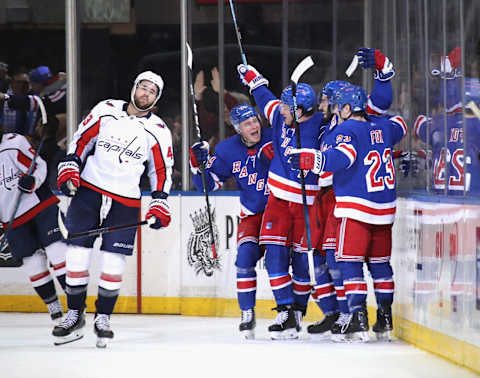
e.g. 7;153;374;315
134;93;155;110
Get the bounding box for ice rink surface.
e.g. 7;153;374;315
0;313;477;378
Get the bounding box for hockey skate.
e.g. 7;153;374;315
239;309;256;339
372;306;393;341
268;305;298;340
52;309;85;345
343;309;370;342
293;304;307;332
94;313;114;348
307;312;339;339
330;313;352;342
47;299;63;324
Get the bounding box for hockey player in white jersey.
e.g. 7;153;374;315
0;124;67;323
52;71;174;347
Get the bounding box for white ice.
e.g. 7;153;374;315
0;312;477;378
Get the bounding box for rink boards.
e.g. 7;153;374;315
0;193;479;373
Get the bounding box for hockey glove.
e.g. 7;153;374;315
189;141;209;174
57;154;81;197
398;151;419;178
288;148;324;175
237;64;269;94
357;47;395;81
146;191;171;229
18;174;35;194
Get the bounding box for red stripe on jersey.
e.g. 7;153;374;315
17;150;33;170
52;261;66;271
267;176;318;196
344;281;368;293
100;272;122;283
67;270;89;278
366;104;382;116
391;115;408;135
151;143;166;191
336;201;396;216
265;100;280;121
81;179;140;208
237;279;256;290
75;119;100;157
414;115;426;136
335;287;346;299
30;270;50;282
314;283;335;296
337;143;357;162
269;274;291;287
373;280;395;291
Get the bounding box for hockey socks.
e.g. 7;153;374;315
326;249;349;314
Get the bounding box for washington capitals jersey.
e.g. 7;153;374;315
192;127;272;216
0;133;58;227
415;112;480;194
322;115;407;224
252;86;323;205
319;78;394;187
67;99;173;205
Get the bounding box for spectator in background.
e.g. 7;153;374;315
194;67;239;151
0;62;10;92
0;67;38;137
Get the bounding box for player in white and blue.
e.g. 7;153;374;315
189;104;273;339
289;85;407;341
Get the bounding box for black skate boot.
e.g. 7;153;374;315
52;309;85;345
307;312;339;339
372;306;393;341
293;304;307;332
330;313;352;342
268;305;298;340
239;308;256;339
343;308;370;342
47;299;63;324
94;313;114;348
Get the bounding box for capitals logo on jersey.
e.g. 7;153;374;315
0;229;21;267
187;207;220;277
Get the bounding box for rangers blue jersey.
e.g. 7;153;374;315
251;86;323;205
321;115;407;224
319;79;394;187
415;112;480;194
192;127;272;216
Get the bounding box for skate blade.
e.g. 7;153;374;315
270;329;298;340
96;337;110;348
308;331;332;340
331;333;349;343
349;331;370;343
53;332;84;346
375;330;392;341
240;330;255;340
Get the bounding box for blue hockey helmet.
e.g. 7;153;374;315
29;66;52;84
281;83;315;113
230;104;259;133
321;80;351;104
333;85;367;113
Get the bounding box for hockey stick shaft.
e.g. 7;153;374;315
0;97;48;250
186;42;217;259
290;56;317;285
229;0;248;65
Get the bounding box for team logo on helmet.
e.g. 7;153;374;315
187;207;220;277
334;85;367;113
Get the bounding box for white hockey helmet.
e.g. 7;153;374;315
131;70;164;111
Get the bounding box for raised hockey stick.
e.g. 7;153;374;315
345;54;359;77
290;55;317;286
467;100;480;120
0;96;48;251
228;0;248;65
57;210;155;240
186;42;217;259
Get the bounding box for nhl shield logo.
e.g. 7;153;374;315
187;207;220;277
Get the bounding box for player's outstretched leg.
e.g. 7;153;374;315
372;305;393;341
47;298;63;324
239;308;256;339
52;308;85;345
343;308;370;342
94;313;114;348
268;304;298;340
